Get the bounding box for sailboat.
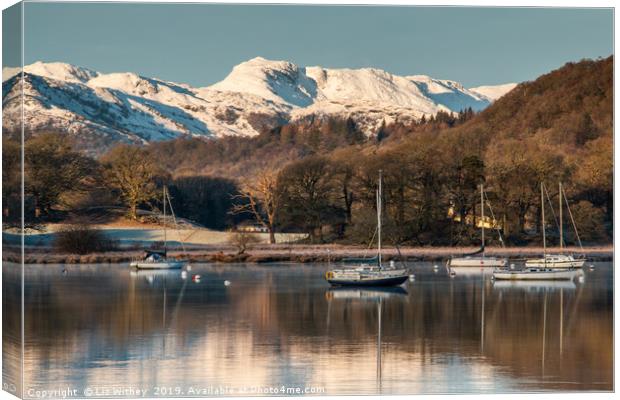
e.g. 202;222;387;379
493;183;578;281
325;171;409;287
525;182;586;269
130;186;187;270
448;184;506;268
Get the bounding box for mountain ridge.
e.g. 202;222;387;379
2;58;516;151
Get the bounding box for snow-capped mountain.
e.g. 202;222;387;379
2;58;516;150
469;83;518;101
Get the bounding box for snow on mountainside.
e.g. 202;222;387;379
2;58;516;151
469;83;517;101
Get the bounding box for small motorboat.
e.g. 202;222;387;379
130;250;185;270
492;267;578;281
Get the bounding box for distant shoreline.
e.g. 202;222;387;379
2;245;613;265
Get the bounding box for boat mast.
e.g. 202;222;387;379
559;182;563;250
480;183;485;254
163;186;167;254
541;182;546;266
377;170;382;269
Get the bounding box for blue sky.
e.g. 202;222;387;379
6;3;614;87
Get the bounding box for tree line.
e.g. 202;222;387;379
3;57;612;246
3;127;611;246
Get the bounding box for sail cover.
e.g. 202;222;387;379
343;255;379;264
461;245;485;257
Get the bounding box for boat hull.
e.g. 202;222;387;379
449;256;506;267
327;274;409;287
130;260;185;270
448;266;495;276
492;269;577;281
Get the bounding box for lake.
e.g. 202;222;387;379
2;261;613;397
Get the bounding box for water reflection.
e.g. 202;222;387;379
325;286;407;393
2;262;612;396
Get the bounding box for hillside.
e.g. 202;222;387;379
379;56;613;241
4;56;612;245
456;56;612;146
143;56;612;243
146;57;613;182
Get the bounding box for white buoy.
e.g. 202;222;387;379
578;275;585;283
181;271;187;279
409;274;415;281
510;263;515;270
187;265;192;271
224;280;231;286
433;264;439;270
589;264;595;270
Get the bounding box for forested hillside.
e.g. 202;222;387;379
4;57;612;245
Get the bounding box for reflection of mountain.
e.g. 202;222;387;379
4;264;612;394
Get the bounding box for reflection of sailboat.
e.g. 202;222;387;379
493;183;579;281
325;287;407;393
129;269;183;279
480;271;486;353
542;290;547;377
325;286;408;301
492;280;577;291
526;182;586;269
131;186;187;270
449;184;506;268
325;171;409;287
129;268;189;332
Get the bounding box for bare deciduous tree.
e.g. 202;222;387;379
230;168;281;244
102;145;159;220
228;231;260;255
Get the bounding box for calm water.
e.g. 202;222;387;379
3;262;613;397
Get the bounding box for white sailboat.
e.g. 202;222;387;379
449;184;506;268
493;183;578;281
325;171;409;287
130;186;187;270
525;182;586;269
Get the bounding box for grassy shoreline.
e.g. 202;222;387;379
2;245;613;264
